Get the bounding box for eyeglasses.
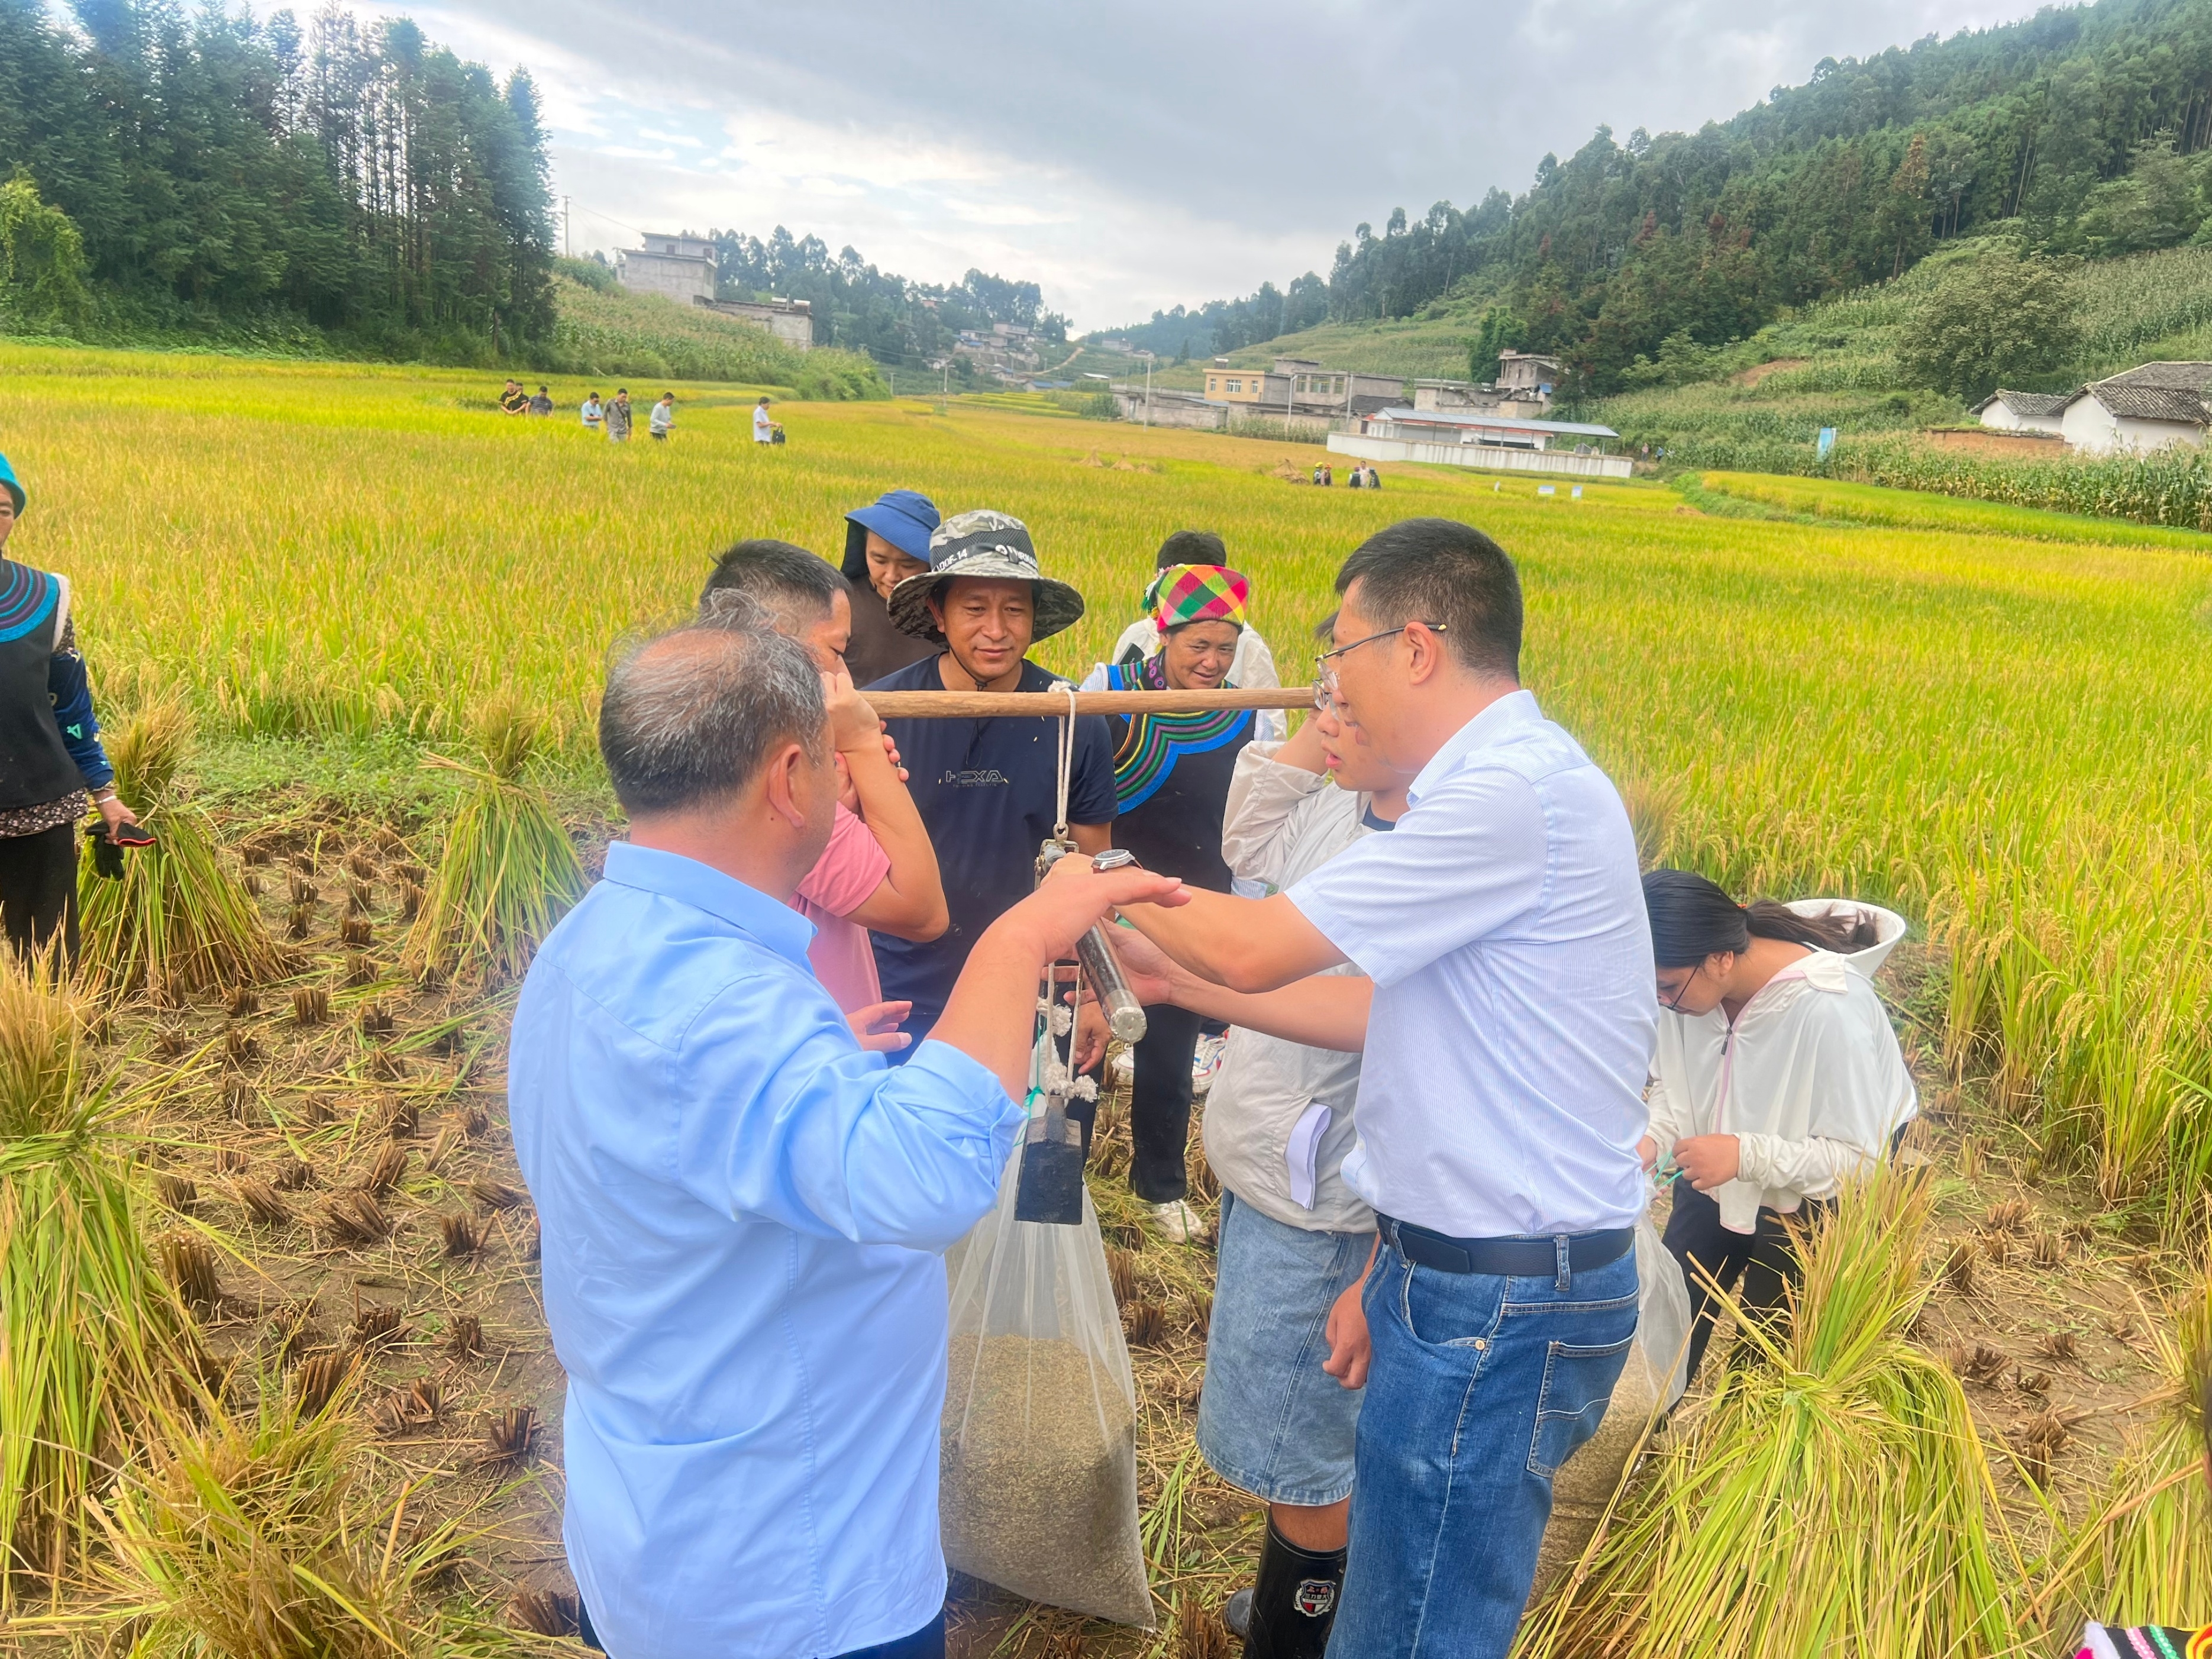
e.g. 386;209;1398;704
1312;621;1446;708
1659;964;1701;1012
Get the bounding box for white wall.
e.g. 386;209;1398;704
1980;403;2063;435
621;253;715;305
1329;433;1632;478
2061;397;2203;455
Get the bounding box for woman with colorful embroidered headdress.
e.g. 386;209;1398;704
1080;561;1260;1240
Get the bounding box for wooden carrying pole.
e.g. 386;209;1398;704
863;687;1312;719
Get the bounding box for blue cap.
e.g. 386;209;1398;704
842;489;938;578
0;453;21;517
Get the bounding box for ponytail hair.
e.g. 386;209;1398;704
1642;868;1877;968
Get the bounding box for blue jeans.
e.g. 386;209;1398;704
1326;1240;1638;1659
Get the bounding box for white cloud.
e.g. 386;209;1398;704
280;0;2060;328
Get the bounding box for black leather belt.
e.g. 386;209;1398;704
1377;1215;1634;1277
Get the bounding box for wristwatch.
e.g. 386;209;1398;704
1091;848;1139;872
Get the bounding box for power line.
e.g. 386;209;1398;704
564;199;649;243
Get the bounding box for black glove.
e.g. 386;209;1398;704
87;823;124;880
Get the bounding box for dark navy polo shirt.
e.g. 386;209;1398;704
866;655;1117;1042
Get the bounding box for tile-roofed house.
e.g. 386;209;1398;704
2061;362;2212;454
1970;389;2071;435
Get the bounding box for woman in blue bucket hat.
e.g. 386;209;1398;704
0;451;143;962
839;488;940;687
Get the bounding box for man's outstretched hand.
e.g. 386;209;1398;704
935;856;1187;1101
1015;853;1187;962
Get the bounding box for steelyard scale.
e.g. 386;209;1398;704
884;685;1309;1225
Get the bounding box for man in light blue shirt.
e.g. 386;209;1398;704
509;614;1181;1659
1118;518;1653;1659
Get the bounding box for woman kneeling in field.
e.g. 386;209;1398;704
1639;869;1917;1382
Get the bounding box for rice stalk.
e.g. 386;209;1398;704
1515;1166;2017;1659
93;1361;427;1659
401;698;585;986
0;958;194;1609
2033;1262;2212;1635
75;702;284;999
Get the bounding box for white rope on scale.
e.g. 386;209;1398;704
1052;680;1077;844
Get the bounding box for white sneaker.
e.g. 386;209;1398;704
1191;1032;1227;1095
1151;1199;1201;1244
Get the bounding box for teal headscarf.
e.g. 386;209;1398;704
0;453;22;516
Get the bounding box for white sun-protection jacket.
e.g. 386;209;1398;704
1645;901;1917;1235
1199;741;1377;1234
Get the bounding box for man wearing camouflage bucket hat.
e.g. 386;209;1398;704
866;511;1119;1053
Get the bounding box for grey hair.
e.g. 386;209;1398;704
598;614;826;817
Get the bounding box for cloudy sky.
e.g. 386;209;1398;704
367;0;2052;330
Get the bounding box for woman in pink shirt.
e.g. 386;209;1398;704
699;540;948;1044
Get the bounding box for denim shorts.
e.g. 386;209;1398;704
1196;1189;1372;1507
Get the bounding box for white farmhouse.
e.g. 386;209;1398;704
1969;389;2068;435
2058;363;2212;455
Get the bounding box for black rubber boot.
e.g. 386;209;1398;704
1239;1521;1346;1658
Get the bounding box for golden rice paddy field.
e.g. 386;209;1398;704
4;343;2212;1657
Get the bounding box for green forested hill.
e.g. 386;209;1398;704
1593;237;2212;472
0;0;554;359
1100;0;2212;391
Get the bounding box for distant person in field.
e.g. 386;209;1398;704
754;395;784;445
697;539;947;1025
500;379;528;415
650;392;676;443
1346;464;1364;490
1111;530;1286;743
529;385;554;417
580;392;604;434
839;489;940;688
1641;869;1916;1383
1078;561;1262;1241
866;511;1116;1052
0;452;143;963
605;389;633;443
1365;464;1381;490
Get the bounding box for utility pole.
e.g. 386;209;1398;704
1144;355;1152;428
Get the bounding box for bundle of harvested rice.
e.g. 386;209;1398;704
1516;1168;2016;1659
94;1367;458;1659
76;701;283;999
2035;1261;2212;1637
0;960;192;1608
401;697;585;985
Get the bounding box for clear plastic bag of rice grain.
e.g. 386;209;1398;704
940;1160;1152;1628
